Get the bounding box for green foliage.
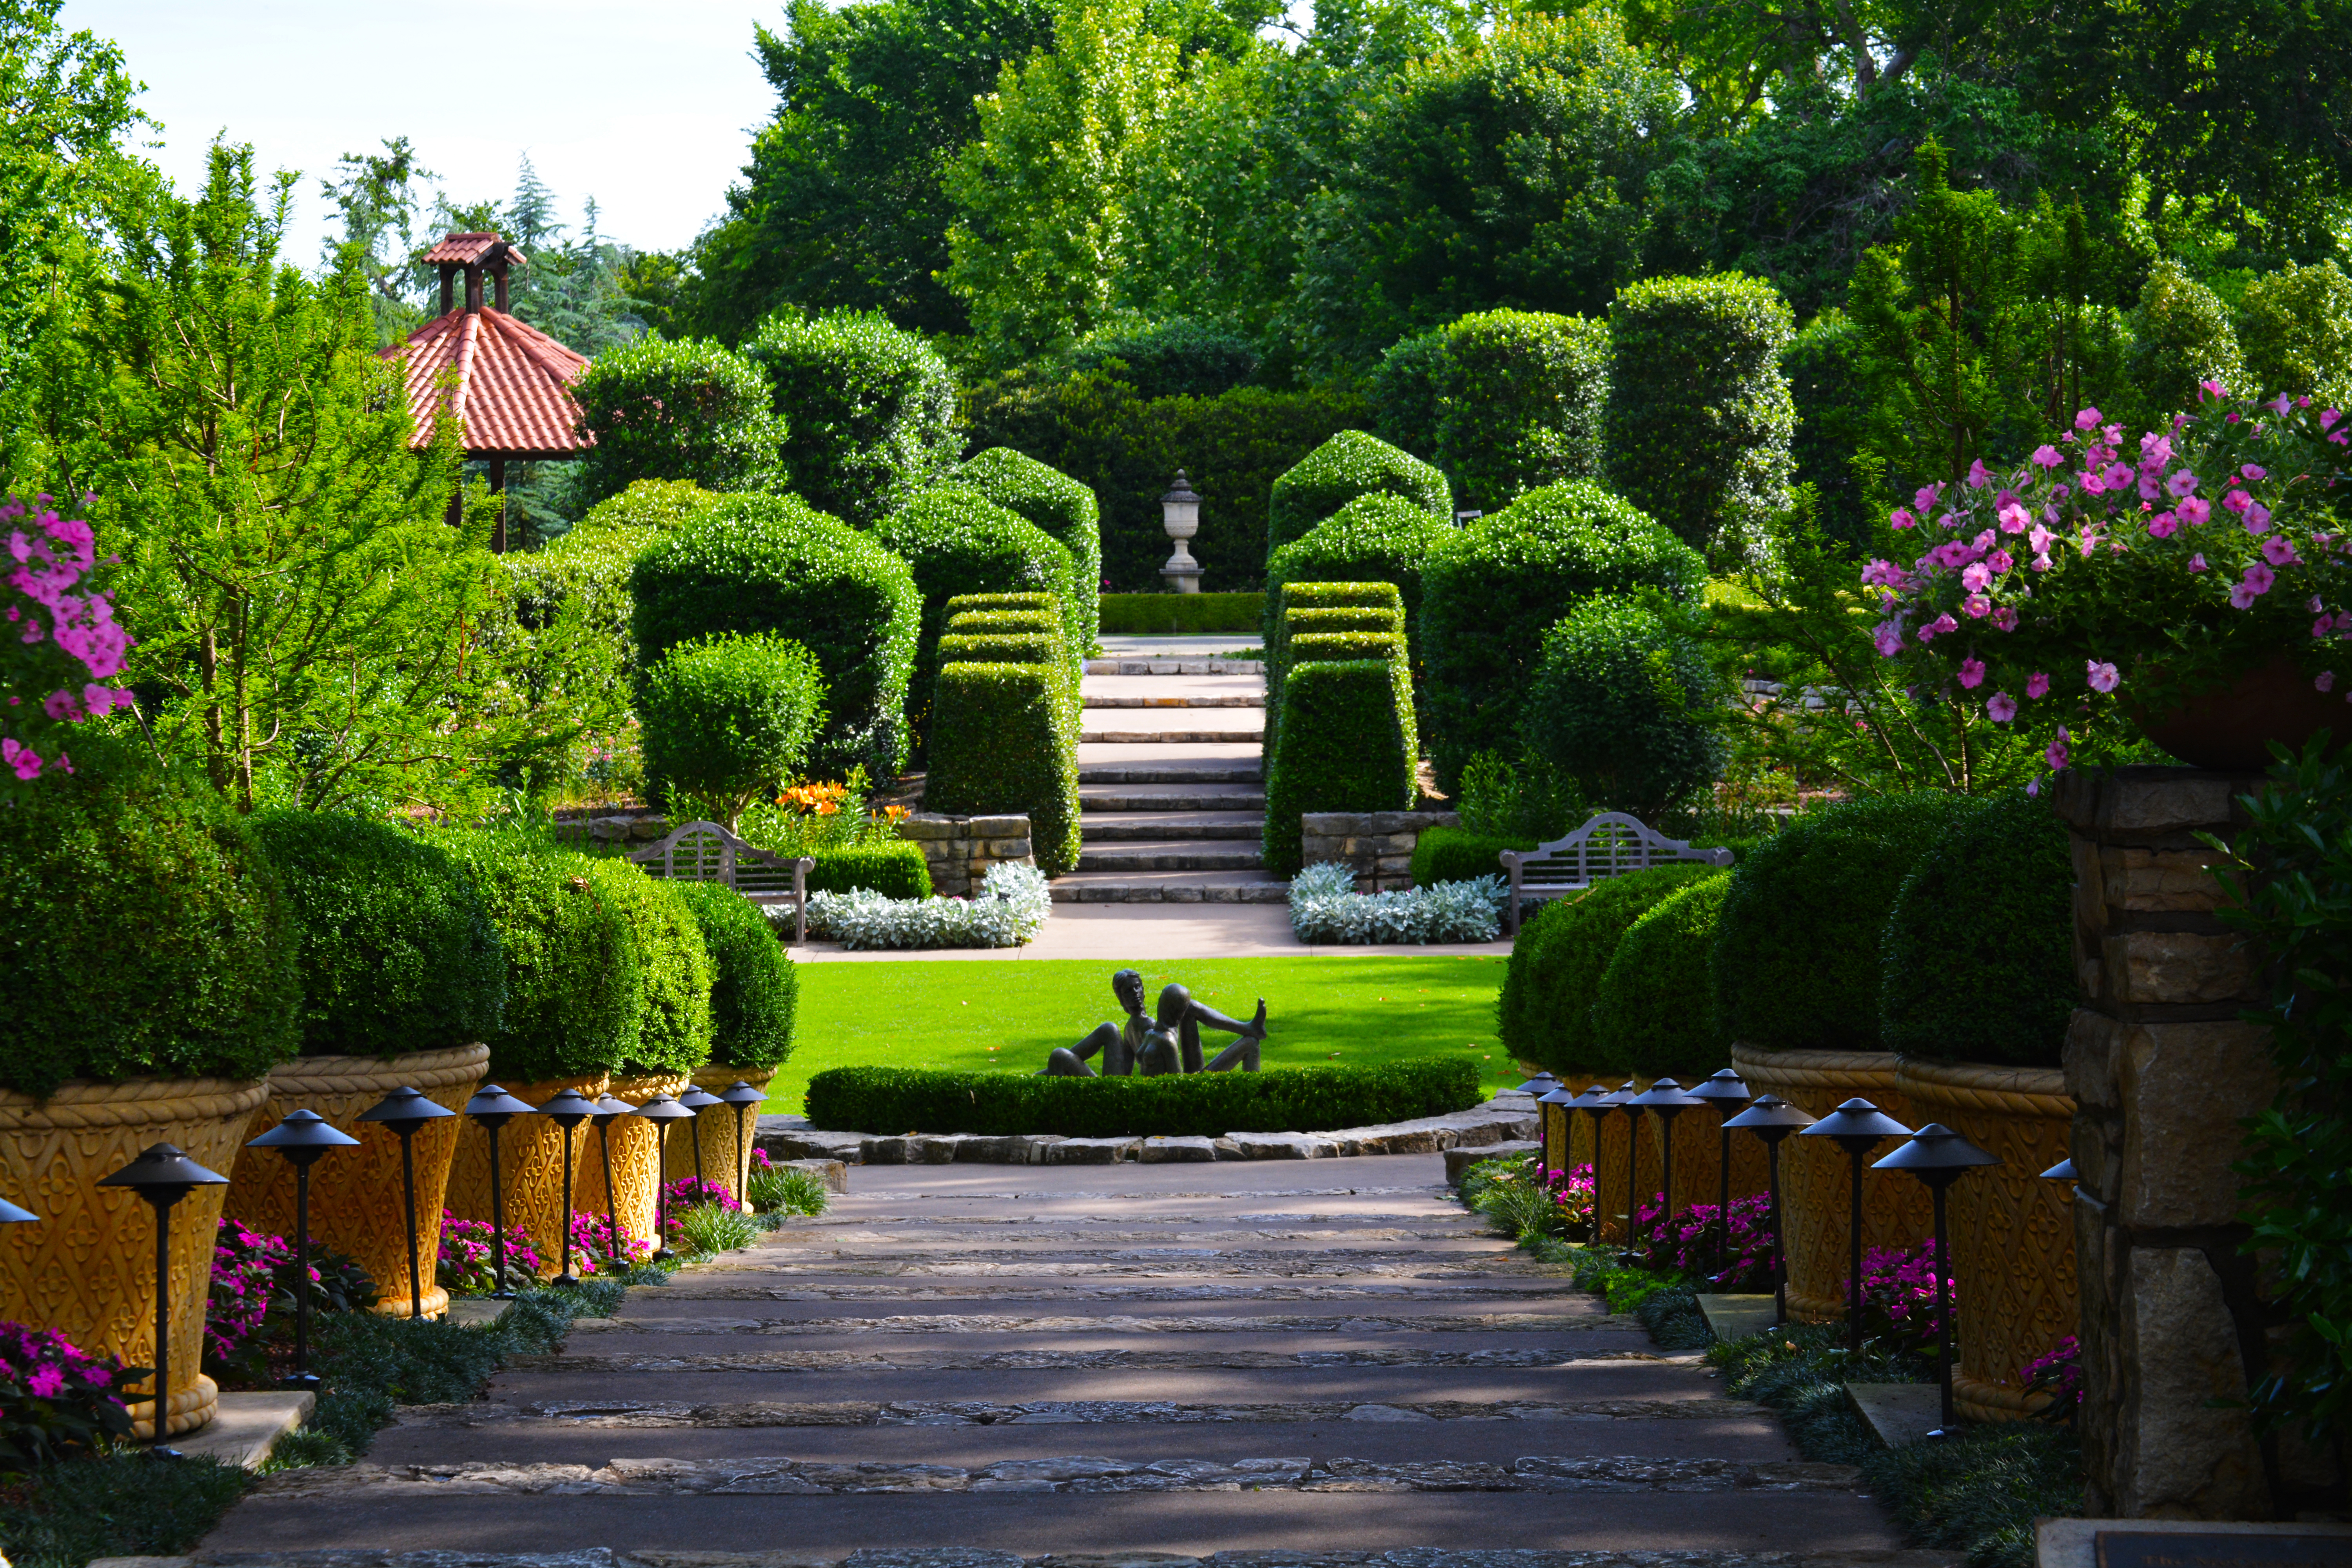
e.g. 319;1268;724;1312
566;336;784;510
804;1056;1479;1136
1264;494;1454;639
808;842;935;900
249;812;504;1059
1265;597;1405;753
1069;318;1259;399
1595;872;1733;1083
2126;258;2243;419
1410;826;1531;888
0;1452;252;1567
1495;863;1722;1077
947;447;1104;653
675;1202;762;1255
1879;791;2074;1067
575;479;726;539
947;608;1060;637
670;878;799;1071
1265;430;1450;561
938;632;1060;664
582;860;715;1077
926;661;1081;874
745;308;961;524
637;634;828;825
1863;1421;2084;1568
1456;748;1583;842
631;494;919;779
748;1161;831;1216
2240;260;2352;405
433;831;642;1084
1780;308;1874;550
0;742;299;1097
1372;310;1611;513
1521;599;1724;820
1713;794;1976;1053
1262;655;1415;878
1419;481;1706;793
1097;592;1264;633
1605;272;1795;562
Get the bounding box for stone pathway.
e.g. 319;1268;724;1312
203;1156;1920;1563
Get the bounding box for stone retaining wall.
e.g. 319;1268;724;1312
1300;810;1463;892
898;812;1034;897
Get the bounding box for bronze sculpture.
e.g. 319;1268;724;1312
1042;969;1268;1076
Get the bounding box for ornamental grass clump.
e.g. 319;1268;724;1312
671;1203;760;1257
745;1150;829;1216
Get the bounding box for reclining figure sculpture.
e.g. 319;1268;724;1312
1041;967;1268;1076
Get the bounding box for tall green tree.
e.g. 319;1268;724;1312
318;136;434;346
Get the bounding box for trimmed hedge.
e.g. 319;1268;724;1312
807;842;935;900
1419;481;1706;793
938;632;1059;666
583;860;715;1077
746;308;960;524
925;661;1081;875
671;879;798;1070
1605;273;1795;559
1521;600;1722;821
1712;795;1978;1054
1262;655;1416;878
1880;792;2074;1068
2240;260;2352;405
947;448;1103;657
1597;872;1735;1083
1269;581;1402;670
249;813;504;1059
1372;309;1611;512
2126;260;2243;428
567;336;784;509
1098;593;1264;635
947;608;1061;640
1410;826;1532;887
573;479;725;539
804;1057;1480;1138
0;742;300;1097
631;493;919;780
636;633;826;820
1495;862;1722;1078
1263;493;1454;641
1266;430;1450;560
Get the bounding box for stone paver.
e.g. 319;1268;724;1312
204;1156;1911;1561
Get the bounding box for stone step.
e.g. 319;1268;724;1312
1080;812;1263;842
1084;657;1265;675
1082;694;1265;709
1076;841;1266;872
1080;728;1265;745
1081;789;1266;812
1076;764;1261;785
1048;871;1290;903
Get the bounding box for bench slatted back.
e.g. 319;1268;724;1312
626;820;817;944
1497;812;1734;933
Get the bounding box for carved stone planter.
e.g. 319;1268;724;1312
0;1074;272;1438
225;1045;487;1320
1896;1056;2076;1420
664;1065;777;1204
579;1072;688;1254
445;1074;610;1277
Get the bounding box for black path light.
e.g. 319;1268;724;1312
718;1081;766;1205
2040;1156;2077;1182
1722;1094;1815;1325
1583;1082;1635;1251
538;1088;600;1287
1687;1069;1752;1277
1629;1079;1709;1242
98;1143;229;1453
1512;1072;1561;1100
632;1094;696;1263
1613;1082;1646;1262
677;1083;722;1191
1873;1123;1999;1436
0;1196;35;1223
1800;1098;1914;1350
245;1110;359;1390
359;1087;456;1321
1536;1086;1576;1174
461;1085;538;1298
589;1094;635;1273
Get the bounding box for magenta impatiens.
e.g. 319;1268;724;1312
2;494;131;786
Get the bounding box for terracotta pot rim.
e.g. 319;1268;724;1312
266;1044;489;1096
0;1074;270;1125
1895;1055;2073;1117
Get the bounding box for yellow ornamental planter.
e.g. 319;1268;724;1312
224;1045;487;1320
578;1072;687;1255
0;1074;272;1439
1896;1056;2077;1421
665;1065;777;1203
445;1074;610;1277
1650;1101;1771;1226
1732;1044;1933;1324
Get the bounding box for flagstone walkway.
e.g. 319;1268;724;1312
201;1155;1931;1567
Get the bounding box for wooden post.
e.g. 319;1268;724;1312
489;456;507;554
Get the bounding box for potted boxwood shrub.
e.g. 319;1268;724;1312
1884;790;2078;1419
669;878;799;1201
0;739;299;1437
1710;794;1973;1322
225;813;505;1319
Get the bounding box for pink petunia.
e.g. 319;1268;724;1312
2168;470;2200;497
1967;459;1991;488
1914;485;1941;512
2177;496;2211;526
1873;621;1905;657
1988;549;2014;574
41;690;75;720
1962;561;1993;592
2243;463;2268;481
1890;508;1917;530
2045;729;2071;770
2189;553;2209;572
1987;692;2018;722
2026;671;2051;699
2031;445;2062;469
0;739;39;781
2086;660;2120;693
2320;672;2339;693
2074;407;2102;430
1964;593;1993;619
1992;605;2019;632
2263;535;2301;567
1959;658;1987;688
2103;462;2133;488
1998;502;2030;534
2148;512;2179;539
2224;489;2254;516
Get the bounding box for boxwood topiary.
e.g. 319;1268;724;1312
1880;791;2074;1067
1712;794;1978;1054
946;449;1103;656
1410;826;1532;888
1266;430;1450;560
583;860;715;1078
1496;863;1724;1078
946;610;1059;639
746;308;960;525
636;633;827;823
807;842;934;900
631;493;919;780
938;632;1058;666
670;880;798;1071
1372;309;1611;513
1596;871;1734;1083
1262;655;1415;877
249;812;504;1059
573;479;725;539
926;662;1081;874
1418;482;1706;793
1520;600;1723;821
567;336;784;510
0;741;300;1097
1263;493;1454;646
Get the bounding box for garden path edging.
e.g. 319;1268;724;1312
756;1091;1539;1166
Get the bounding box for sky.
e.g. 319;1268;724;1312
60;0;784;268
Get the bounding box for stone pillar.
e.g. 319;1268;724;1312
2054;766;2278;1519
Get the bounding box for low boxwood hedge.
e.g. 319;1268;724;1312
1098;593;1263;635
937;632;1058;666
1261;654;1415;878
1496;862;1724;1078
583;859;715;1078
1410;826;1532;887
925;661;1080;874
804;1056;1479;1137
807;843;934;900
1267;599;1406;752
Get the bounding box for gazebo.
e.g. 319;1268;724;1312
383;232;591;552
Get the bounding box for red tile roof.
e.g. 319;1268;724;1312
422;233;526;266
382;307;593;458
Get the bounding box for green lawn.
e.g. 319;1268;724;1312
773;954;1516;1117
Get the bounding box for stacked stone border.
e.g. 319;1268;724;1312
900;812;1036;898
1301;810;1462;893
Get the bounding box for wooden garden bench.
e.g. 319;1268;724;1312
1497;812;1735;935
627;820;818;945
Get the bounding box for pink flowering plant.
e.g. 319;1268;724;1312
208;1219;294;1366
1850;1241;1954;1356
1864;388;2352;779
2018;1334;2081;1422
1544;1165;1597;1237
570;1209;654;1276
1630;1194;1777;1290
437;1212;543;1295
0;492;132;792
0;1321;136;1471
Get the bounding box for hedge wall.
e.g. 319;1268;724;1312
1268;622;1414;761
804;1057;1480;1137
631;493;920;780
1712;794;1977;1054
1605;273;1795;561
1418;481;1705;793
1520;600;1723;822
1266;430;1450;561
746;307;960;525
1596;872;1735;1084
1371;309;1611;513
1409;826;1531;887
671;878;798;1071
1098;593;1264;635
947;448;1104;657
807;842;935;900
1495;862;1722;1078
1262;654;1416;878
925;661;1081;874
947;608;1061;641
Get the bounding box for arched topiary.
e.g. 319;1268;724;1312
636;633;827;824
1880;791;2074;1067
1266;430;1450;560
568;337;783;510
1372;309;1610;512
249;813;505;1058
1418;481;1705;793
573;479;725;539
746;309;960;524
631;494;919;779
0;742;299;1097
946;448;1103;658
1264;493;1454;638
1069;319;1259;399
1711;794;1978;1054
1495;862;1723;1080
1521;600;1722;820
1597;872;1734;1083
671;880;799;1071
583;860;715;1078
